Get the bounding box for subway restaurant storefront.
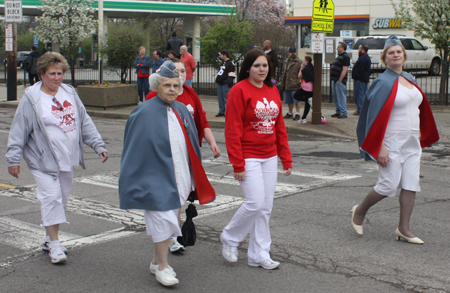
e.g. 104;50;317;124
285;0;432;50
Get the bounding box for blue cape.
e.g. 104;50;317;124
119;96;200;211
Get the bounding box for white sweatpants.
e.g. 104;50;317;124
30;169;74;227
221;156;278;263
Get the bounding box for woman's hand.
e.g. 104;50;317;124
234;172;245;181
100;152;109;163
8;166;20;178
210;143;221;158
377;145;390;168
284;168;292;176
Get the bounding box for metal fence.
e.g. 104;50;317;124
3;60;448;105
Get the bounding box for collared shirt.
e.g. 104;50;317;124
152;58;164;73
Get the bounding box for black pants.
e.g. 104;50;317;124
293;88;313;119
29;73;39;85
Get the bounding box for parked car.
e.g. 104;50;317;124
352;36;441;76
3;51;32;69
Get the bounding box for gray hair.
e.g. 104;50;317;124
149;73;183;91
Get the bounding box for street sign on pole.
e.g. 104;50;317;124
5;0;23;22
34;37;39;47
311;0;335;33
311;33;325;53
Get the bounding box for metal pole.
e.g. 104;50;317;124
6;22;17;101
312;53;322;124
196;61;199;90
23;65;26;87
99;60;103;84
98;0;103;64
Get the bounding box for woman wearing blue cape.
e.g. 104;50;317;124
352;36;439;244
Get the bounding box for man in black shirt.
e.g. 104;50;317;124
330;42;351;119
215;50;236;117
351;44;371;115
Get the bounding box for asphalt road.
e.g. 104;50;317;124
0;111;449;292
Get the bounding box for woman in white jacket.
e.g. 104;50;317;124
6;52;108;264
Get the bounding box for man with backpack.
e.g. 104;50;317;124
26;46;40;85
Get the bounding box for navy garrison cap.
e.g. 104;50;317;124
384;35;403;49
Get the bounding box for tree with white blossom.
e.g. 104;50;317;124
392;0;450;102
33;0;97;62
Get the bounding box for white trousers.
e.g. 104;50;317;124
222;156;278;263
30;169;74;226
374;132;421;197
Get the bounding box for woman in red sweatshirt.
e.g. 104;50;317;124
220;49;292;270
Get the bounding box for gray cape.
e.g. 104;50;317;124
119;96;200;211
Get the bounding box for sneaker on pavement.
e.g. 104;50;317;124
353;110;359;116
49;245;67;264
283;113;293;119
155;268;179;286
169;237;185;253
338;114;348;119
42;240;67;253
220;233;238;262
331;113;340;118
293;114;300;121
297;119;307;124
150;262;176;277
248;258;280;270
215;113;225;117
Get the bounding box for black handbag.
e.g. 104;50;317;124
177;192;198;246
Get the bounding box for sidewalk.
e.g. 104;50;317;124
1;83;450;142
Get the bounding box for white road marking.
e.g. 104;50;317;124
0;129;10;134
0;170;361;265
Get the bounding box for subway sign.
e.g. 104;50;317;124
372;18;403;29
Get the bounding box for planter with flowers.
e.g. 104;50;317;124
77;81;138;109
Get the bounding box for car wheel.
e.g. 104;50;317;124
429;58;441;76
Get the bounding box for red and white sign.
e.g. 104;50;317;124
311;33;324;53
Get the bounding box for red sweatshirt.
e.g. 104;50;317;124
225;79;292;172
145;85;210;145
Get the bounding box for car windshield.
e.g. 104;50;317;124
354;38;386;50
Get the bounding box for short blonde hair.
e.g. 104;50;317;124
139;46;145;51
36;52;69;77
381;45;407;66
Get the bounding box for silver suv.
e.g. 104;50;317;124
352;36;441;76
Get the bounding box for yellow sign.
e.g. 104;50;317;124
311;0;335;33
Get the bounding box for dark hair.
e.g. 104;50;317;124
155;50;162;57
338;42;347;51
31;45;37;51
168;50;176;57
238;49;273;87
172;31;177;37
304;56;312;63
170;57;185;68
360;44;369;52
220;50;230;58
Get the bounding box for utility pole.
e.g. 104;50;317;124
6;23;17;101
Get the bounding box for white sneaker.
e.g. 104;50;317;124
49;245;67;264
220;233;238;262
248;258;280;270
42;239;67;253
149;262;176;277
155;268;179;286
169;237;185;253
297;119;307;124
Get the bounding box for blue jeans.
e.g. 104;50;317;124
353;80;368;114
283;90;299;105
331;80;347;115
137;77;149;102
217;83;231;114
185;79;193;88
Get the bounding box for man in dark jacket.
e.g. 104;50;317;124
26;46;40;85
263;40;278;75
215;50;235;117
352;44;371;115
166;31;183;58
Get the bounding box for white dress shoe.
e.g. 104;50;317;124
395;228;424;244
351;205;363;235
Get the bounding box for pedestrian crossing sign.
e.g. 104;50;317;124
312;0;335;33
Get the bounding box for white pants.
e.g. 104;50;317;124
144;209;181;243
30;169;74;226
374;133;421;197
221;156;278;263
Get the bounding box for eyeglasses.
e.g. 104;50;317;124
52;97;63;111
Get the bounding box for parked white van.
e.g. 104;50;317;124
352;36;441;76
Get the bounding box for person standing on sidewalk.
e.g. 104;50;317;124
166;31;183;58
352;44;371;115
215;50;236;117
330;42;351;119
263;40;278;75
221;49;292;270
179;45;196;88
152;50;164;73
25;45;40;85
280;47;302;120
6;52;108;265
134;46;151;102
293;56;314;123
